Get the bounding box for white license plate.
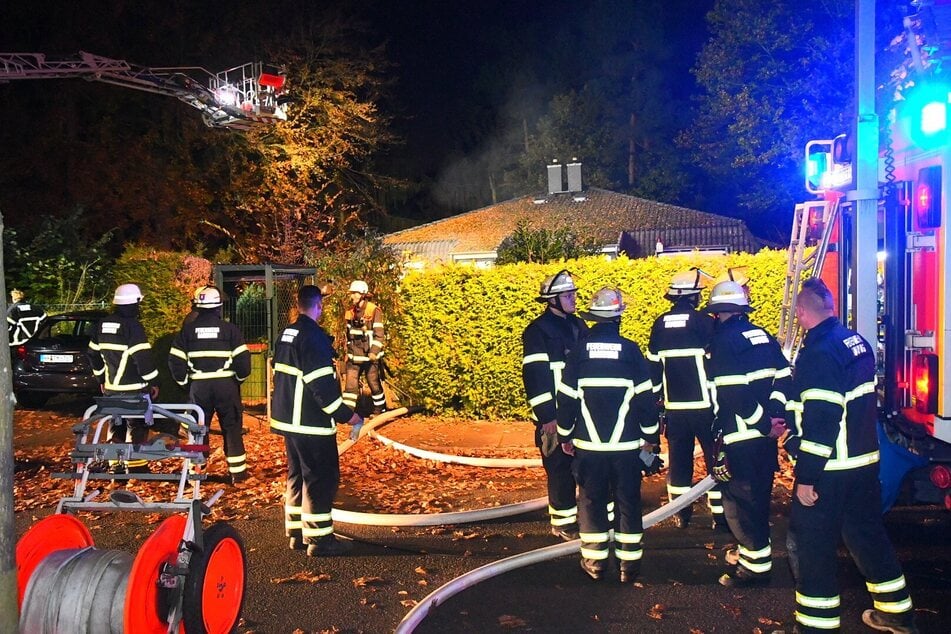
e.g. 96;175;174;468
40;354;73;363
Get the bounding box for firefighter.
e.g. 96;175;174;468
342;280;387;415
271;285;363;557
704;280;791;587
716;267;750;302
522;269;588;540
556;287;659;582
647;268;726;530
87;283;160;474
169;285;252;485
7;288;47;347
785;278;917;633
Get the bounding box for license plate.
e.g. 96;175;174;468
40;354;73;363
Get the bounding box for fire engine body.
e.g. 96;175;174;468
871;112;951;509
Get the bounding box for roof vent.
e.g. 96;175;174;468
547;161;566;195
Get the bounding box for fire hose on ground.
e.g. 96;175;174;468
394;476;717;634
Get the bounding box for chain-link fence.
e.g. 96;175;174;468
214;265;316;405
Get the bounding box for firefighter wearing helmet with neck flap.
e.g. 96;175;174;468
169;285;253;485
342;280;387;415
86;283;160;474
646;268;726;531
703;279;792;588
555;287;659;583
521;269;587;541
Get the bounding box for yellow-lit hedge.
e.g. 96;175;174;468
390;249;790;419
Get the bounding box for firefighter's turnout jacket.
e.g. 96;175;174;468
646;301;721;520
345;300;384;363
707;314;791;447
785;316;914;631
169;311;251;386
522;308;588;531
271;314;355;436
87;308;159;393
169;309;252;477
556;321;658;571
706;313;791;578
7;300;47;346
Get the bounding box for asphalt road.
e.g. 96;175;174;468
12;398;951;633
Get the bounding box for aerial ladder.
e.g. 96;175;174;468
0;51;288;130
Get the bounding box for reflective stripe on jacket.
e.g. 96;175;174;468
168;310;251;385
270;315;354;436
706;314;791;445
87;311;158;392
345;300;385;362
646;303;714;410
785;317;879;482
521;309;588;425
556;321;659;451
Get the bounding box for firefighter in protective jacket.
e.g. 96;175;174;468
271;285;363;557
522;270;588;540
169;286;252;484
342;280;387;415
7;288;46;347
86;283;160;473
557;287;659;583
785;278;917;633
704;280;791;588
647;268;724;530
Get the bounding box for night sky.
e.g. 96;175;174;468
1;0;713;228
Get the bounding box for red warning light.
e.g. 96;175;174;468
913;352;939;414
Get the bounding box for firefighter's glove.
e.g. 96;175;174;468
349;422;364;441
369;352;379;362
638;448;664;476
712;449;732;483
540;430;560;457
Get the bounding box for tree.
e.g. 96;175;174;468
198;15;396;263
2;208;115;305
681;0;854;233
495;221;601;265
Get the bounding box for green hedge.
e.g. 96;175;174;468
390;249;790;419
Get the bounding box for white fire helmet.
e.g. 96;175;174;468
582;287;626;321
536;270;578;302
667;268;711;297
349;280;369;295
705;280;752;313
193;285;223;308
113;283;144;305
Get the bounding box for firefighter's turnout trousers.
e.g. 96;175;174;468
191;378;247;477
573;449;643;576
788;465;913;632
343;360;385;413
665;409;723;523
723;437;776;577
536;426;579;530
283;433;340;544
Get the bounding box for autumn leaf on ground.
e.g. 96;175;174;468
647;604;666;619
400;599;417;607
689;628;706;634
271;571;331;584
758;616;781;626
414;566;428;575
498;614;527;628
353;575;386;587
721;603;743;618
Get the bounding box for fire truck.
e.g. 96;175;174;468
0;51;287;130
781;1;951;511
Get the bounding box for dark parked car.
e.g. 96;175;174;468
12;310;107;408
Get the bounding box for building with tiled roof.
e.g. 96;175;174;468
384;176;764;267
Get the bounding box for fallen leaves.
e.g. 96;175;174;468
647;603;666;620
271;571;331;584
353;575;386;588
498;614;527;628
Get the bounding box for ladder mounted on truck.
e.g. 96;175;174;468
0;51;288;131
778;196;841;360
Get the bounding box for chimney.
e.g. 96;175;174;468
567;159;582;192
547;161;566;195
